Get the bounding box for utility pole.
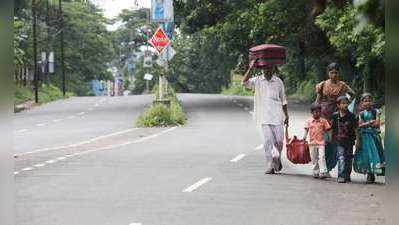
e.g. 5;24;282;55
45;0;50;84
59;0;66;96
32;0;39;103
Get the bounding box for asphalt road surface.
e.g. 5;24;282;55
15;94;386;225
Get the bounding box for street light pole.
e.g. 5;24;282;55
32;0;39;103
58;0;66;96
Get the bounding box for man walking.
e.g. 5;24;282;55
242;60;289;174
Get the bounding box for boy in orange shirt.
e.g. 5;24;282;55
303;104;331;179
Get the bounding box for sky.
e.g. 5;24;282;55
92;0;151;20
91;0;151;30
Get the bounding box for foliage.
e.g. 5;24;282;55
15;85;35;105
62;2;114;81
290;79;317;102
221;74;253;96
174;0;384;101
15;84;73;105
136;87;187;127
168;30;236;93
315;3;384;68
14;16;27;64
14;1;115;97
315;2;385;100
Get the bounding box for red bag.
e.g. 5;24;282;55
249;44;286;68
285;127;311;164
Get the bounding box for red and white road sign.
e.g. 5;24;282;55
149;26;171;55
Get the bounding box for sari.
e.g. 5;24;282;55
315;79;353;171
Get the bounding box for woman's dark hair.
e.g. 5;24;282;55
336;95;349;104
361;92;373;101
327;62;340;72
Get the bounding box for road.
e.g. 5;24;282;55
15;94;385;225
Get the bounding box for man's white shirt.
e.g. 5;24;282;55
243;74;287;126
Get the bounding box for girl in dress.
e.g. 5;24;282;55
353;93;385;183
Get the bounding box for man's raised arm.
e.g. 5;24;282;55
242;59;256;85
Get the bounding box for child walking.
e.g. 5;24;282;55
304;104;331;179
354;93;385;183
330;96;360;183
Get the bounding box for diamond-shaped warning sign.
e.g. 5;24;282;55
149;27;171;55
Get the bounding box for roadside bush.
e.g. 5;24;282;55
15;85;34;104
136;87;187;127
15;84;74;105
290;80;317;102
221;74;254;96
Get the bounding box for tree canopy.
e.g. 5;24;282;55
14;0;115;95
168;0;385;101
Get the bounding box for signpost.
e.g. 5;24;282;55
148;26;171;55
151;0;174;23
144;73;153;81
149;26;171;101
151;0;174;104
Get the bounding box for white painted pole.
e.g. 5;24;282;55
159;75;163;100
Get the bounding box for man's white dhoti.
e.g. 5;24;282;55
261;124;284;171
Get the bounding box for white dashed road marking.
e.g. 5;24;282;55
53;119;63;122
230;154;246;162
67;116;75;119
45;160;57;164
183;177;212;193
34;163;46;168
14;128;139;157
129;223;142;225
255;144;263;150
15;129;28;133
14;127;178;176
36;123;47;127
77;112;85;116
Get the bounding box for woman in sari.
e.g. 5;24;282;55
315;62;356;172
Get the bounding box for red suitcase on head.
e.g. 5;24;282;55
249;44;287;68
285;127;311;164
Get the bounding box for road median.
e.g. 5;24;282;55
135;87;187;127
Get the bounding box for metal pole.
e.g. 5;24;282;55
32;0;39;103
59;0;66;96
159;74;163;100
45;0;50;84
164;60;168;98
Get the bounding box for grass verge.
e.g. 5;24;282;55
15;84;74;107
135;87;187;127
221;74;254;96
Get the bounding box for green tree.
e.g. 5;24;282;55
316;2;384;98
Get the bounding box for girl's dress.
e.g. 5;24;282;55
353;109;385;175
